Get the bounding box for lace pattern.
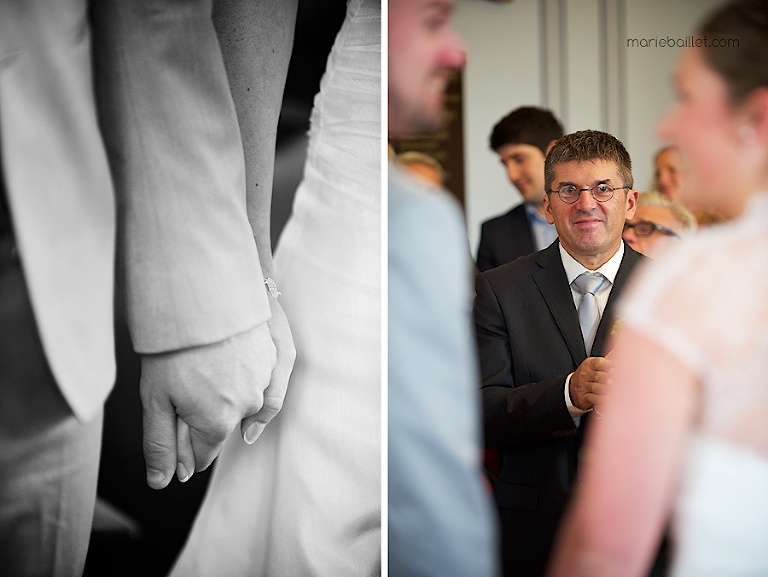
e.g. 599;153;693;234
618;192;768;455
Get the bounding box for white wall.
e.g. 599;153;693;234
454;0;721;253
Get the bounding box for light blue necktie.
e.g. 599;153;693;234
573;273;606;356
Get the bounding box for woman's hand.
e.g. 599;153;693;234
240;294;296;444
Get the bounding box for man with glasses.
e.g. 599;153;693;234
623;191;697;257
475;130;645;577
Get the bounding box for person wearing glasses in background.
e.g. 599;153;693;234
623;191;697;257
475;130;647;577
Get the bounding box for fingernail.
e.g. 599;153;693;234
146;468;167;488
176;463;191;483
243;422;260;445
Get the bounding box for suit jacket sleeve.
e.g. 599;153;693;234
92;1;270;354
389;173;498;577
474;271;577;448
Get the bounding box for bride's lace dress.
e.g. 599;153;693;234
618;192;768;576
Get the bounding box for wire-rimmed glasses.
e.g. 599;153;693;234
548;183;630;204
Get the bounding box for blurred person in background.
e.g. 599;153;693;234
396;150;446;188
653;145;685;201
622;191;697;257
652;145;725;226
389;0;499;575
477;106;564;272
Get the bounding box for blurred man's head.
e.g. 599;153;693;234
396;151;446;188
388;0;466;137
622;191;696;257
489;107;564;207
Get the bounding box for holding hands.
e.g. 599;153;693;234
140;311;295;490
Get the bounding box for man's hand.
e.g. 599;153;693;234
140;323;276;489
569;356;613;411
240;296;296;444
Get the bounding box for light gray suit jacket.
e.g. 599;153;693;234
388;166;499;577
0;0;276;422
0;0;116;421
91;0;271;356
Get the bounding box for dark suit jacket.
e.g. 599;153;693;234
476;204;536;272
474;241;644;577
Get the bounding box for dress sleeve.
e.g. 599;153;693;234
616;241;715;380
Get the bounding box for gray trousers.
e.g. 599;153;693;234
0;239;102;577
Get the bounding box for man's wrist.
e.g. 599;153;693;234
564;373;592;417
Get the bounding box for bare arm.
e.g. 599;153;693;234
547;327;697;577
211;0;299;443
213;0;298;278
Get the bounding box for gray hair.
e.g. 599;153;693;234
638;191;697;233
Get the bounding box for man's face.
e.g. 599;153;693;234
622;205;682;257
654;148;684;200
495;143;547;206
388;0;466;136
544;159;637;267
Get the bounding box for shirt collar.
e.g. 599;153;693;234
524;202;549;225
559;241;625;285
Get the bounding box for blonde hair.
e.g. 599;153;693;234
638;191;697;233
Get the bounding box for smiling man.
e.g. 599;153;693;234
474;130;644;577
476;107;564;271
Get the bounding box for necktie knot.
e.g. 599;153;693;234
573;272;605;297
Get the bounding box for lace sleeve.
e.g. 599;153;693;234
617;242;715;380
616;209;768;435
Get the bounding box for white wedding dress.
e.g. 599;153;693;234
170;1;381;575
618;191;768;577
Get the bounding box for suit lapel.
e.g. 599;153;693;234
532;243;586;365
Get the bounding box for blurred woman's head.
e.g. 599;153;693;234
657;0;768;218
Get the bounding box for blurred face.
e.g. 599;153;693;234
544;159;637;268
657;47;746;216
654;148;684;200
388;0;466;137
622;205;683;257
495;143;547;207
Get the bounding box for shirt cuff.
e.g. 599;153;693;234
564;372;592;426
